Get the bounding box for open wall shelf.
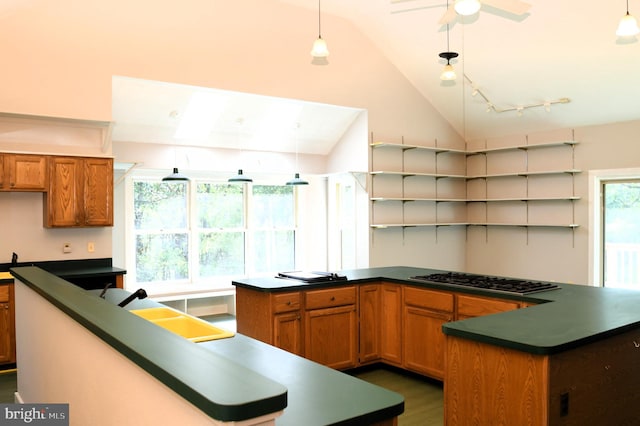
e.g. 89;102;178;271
369;133;581;230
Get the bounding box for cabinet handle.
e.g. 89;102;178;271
634;341;640;348
286;301;291;305
330;296;335;301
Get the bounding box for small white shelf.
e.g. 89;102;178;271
467;196;581;202
370;141;466;154
370;222;580;228
370;197;467;202
371;170;467;179
467;169;581;179
467;140;578;155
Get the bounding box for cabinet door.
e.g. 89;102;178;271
403;305;453;379
0;154;4;189
305;304;357;370
380;284;402;366
274;312;302;356
47;157;83;227
0;302;11;364
6;154;47;191
359;284;380;364
83;157;113;226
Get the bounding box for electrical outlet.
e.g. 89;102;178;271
63;243;72;253
87;242;95;253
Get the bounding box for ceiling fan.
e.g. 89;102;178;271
438;0;531;24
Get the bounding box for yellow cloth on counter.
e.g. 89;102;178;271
0;272;13;280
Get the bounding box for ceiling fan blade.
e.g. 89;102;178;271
438;4;457;25
482;0;531;15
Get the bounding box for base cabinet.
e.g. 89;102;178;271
380;283;402;366
0;284;15;364
403;287;453;379
236;282;530;378
445;328;640;425
305;305;357;370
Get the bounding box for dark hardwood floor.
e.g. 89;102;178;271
0;369;16;403
350;366;444;426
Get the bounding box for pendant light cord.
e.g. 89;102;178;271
318;0;322;38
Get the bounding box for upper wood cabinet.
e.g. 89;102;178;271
44;156;113;227
0;154;48;191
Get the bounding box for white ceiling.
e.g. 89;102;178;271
278;0;640;142
13;0;638;154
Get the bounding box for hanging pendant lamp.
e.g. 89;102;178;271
286;123;309;186
439;3;459;81
286;172;309;186
311;0;329;65
162;167;189;181
229;169;253;183
228;118;253;183
617;0;640;37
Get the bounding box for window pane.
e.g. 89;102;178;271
197;183;244;228
136;233;189;282
603;181;640;289
253;230;295;273
199;231;244;276
134;181;187;229
252;185;294;227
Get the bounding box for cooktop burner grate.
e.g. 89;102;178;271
409;272;559;295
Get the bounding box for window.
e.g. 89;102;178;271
131;178;295;289
602;179;640;289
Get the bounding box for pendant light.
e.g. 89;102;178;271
439;3;459;81
163;148;189;181
311;0;329;65
162;167;189;181
454;0;481;16
228;118;253;183
617;0;640;37
286;123;308;186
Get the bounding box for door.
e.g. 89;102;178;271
602;180;640;289
305;305;357;370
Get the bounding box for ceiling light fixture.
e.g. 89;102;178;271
311;0;329;65
439;3;459;81
465;74;570;114
454;0;481;16
162;167;189;182
229;118;253;183
286;123;309;186
617;0;640;37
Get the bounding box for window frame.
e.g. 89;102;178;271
126;175;298;294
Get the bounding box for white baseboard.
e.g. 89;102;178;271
14;391;24;404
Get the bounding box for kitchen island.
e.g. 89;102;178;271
10;266;403;426
233;266;640;425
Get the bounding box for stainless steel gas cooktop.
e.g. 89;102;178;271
409;272;560;295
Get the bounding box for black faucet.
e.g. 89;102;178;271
99;283;114;299
118;288;148;307
11;253;18;267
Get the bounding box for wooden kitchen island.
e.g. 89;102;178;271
234;266;640;425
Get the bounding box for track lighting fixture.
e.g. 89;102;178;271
617;0;640;37
465;75;570;115
311;0;329;65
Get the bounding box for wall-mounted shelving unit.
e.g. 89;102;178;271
369;137;467;228
369;135;581;232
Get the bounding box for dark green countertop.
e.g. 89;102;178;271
11;266;404;425
233;266;640;355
